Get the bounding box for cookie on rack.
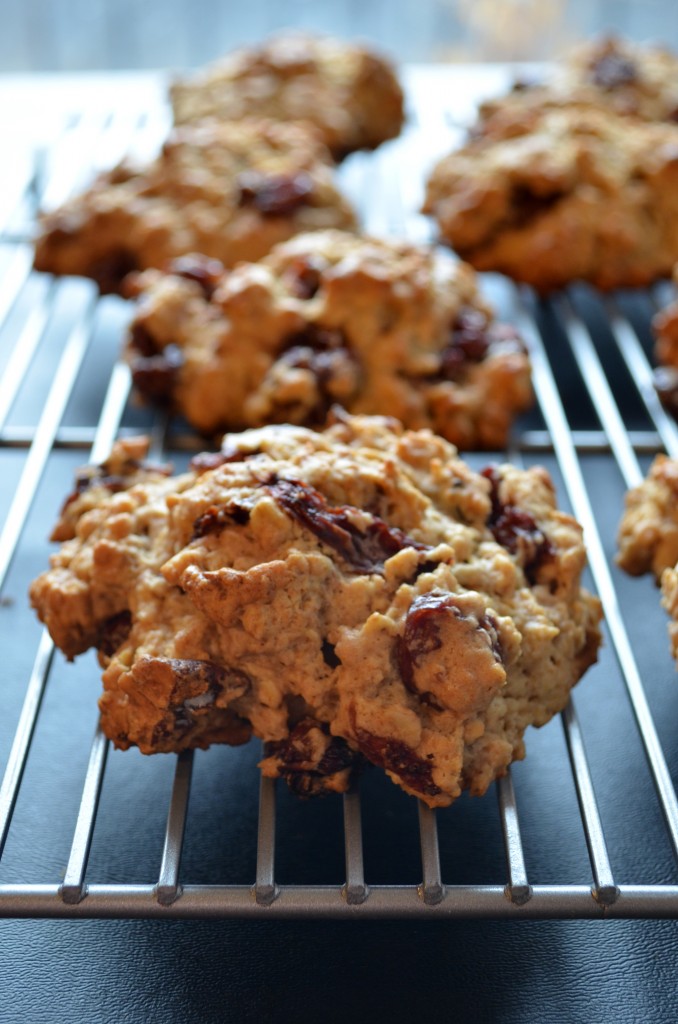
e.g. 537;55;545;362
617;455;678;661
476;36;678;137
652;267;678;415
30;414;602;807
170;32;405;160
124;229;533;450
617;454;678;580
423;104;678;292
33;119;356;295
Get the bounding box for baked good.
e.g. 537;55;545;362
33;119;356;294
423;105;678;292
617;455;678;660
477;36;678;136
170;32;404;159
652;268;678;415
124;230;533;450
617;455;678;580
30;415;602;807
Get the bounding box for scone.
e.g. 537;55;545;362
170;32;405;159
124;230;533;450
423;105;678;291
477;36;678;136
617;455;678;661
33;119;356;294
29;415;602;807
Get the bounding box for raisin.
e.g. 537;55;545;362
439;309;525;381
353;727;441;798
131;344;184;404
321;639;341;668
192;501;251;539
169;253;224;299
237;170;314;215
268;477;429;574
265;719;362;798
97;610;132;657
129;321;159;357
189;447;261;473
90;248;139;294
590;52;637;90
284;256;323;299
481;465;554;583
157;658;250;737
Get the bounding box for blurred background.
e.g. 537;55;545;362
2;0;678;72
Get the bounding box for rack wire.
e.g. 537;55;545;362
2;69;678;919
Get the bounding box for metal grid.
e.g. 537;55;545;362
2;69;678;919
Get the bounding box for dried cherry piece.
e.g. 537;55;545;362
131;344;184;404
236;170;314;215
192;501;251;539
264;719;362;797
189;447;262;473
268;477;429;574
352;726;441;798
97;610;132;657
653;366;678;419
169;253;225;299
481;465;554;583
284;256;323;299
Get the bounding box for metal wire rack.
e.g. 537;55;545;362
2;68;678;920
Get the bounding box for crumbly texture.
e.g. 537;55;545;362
617;455;678;580
30;416;602;807
170;32;404;159
477;36;678;134
651;268;678;415
617;455;678;663
124;230;532;450
33;120;356;294
423;104;678;292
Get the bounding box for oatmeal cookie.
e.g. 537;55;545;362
477;36;678;136
617;455;678;662
33;119;356;294
423;104;678;292
124;230;532;450
30;415;601;807
652;267;678;415
170;32;404;159
617;455;678;580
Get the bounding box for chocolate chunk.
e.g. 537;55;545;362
192;501;252;539
268;477;429;574
131;344;184;404
169;253;225;299
482;465;554;583
237;170;315;215
590;52;638;90
97;610;132;657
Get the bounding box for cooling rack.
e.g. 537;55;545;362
2;67;678;919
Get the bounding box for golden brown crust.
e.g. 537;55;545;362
478;36;678;133
33;119;356;294
617;455;678;580
30;416;601;807
124;230;532;449
424;105;678;292
170;32;405;158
